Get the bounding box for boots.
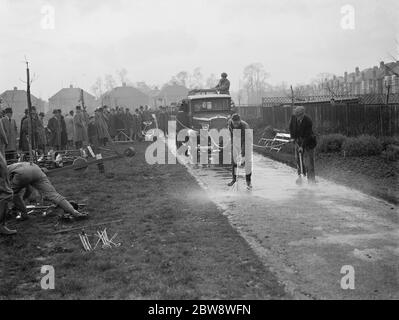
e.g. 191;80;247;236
227;175;237;187
0;224;17;235
246;174;252;191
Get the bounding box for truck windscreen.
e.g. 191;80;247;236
193;99;230;112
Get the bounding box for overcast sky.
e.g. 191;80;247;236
1;0;398;100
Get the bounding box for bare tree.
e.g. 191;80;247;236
189;67;204;89
104;74;116;92
117;68;128;85
242;63;270;104
175;71;189;87
206;73;218;88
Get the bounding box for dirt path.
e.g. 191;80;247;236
171;144;399;299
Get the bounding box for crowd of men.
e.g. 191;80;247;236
0;104;171;159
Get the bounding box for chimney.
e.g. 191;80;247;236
380;61;385;69
69;84;73;88
122;82;127;87
13;86;17;91
355;67;360;76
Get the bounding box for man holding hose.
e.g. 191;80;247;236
227;113;253;190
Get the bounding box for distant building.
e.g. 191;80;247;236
0;86;45;129
102;83;150;109
48;85;96;114
156;83;189;106
315;61;399;96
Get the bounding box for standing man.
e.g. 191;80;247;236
37;112;47;154
64;110;75;148
289;106;317;184
1;108;18;162
133;108;142;140
94;107;109;146
124;108;134;140
73;106;86;148
214;72;230;94
0;112;9;158
227;113;253;190
47;109;62;150
59;110;68;150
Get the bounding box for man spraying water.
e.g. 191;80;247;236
227;113;253;190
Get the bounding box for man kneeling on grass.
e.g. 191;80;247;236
7;162;86;227
0;153;15;235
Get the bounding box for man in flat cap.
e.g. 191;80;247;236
47;109;62;150
214;72;230;94
289;106;317;183
228;113;253;190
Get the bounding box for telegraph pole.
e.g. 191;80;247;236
25;60;35;163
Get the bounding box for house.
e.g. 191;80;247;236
156;83;189;107
48;85;96;114
0;86;45;129
102;83;150;110
318;61;399;96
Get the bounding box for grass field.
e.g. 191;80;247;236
0;142;287;299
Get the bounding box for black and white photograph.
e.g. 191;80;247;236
0;0;398;307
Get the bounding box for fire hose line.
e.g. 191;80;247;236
173;119;277;151
174;118;231;150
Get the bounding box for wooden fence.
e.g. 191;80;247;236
242;95;399;137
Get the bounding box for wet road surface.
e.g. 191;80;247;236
167;137;399;299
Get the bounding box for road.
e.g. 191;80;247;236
170;143;399;299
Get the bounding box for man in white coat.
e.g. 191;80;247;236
64;110;75;148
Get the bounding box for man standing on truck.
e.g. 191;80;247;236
214;72;230;94
227;113;253;190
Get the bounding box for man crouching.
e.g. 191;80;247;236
0;153;16;235
8;162;87;224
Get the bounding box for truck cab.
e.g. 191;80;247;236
176;89;234;164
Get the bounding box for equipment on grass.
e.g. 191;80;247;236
296;147;305;185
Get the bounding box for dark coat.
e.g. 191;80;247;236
215;78;230;94
60;116;68;147
289;114;316;149
47;116;62;148
228;119;250;152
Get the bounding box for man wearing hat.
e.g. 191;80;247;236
289;106;317;183
0;112;8;158
228;113;253;190
214;72;230;94
1;108;18;161
64;110;75;148
73;106;87;148
47;109;62;150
